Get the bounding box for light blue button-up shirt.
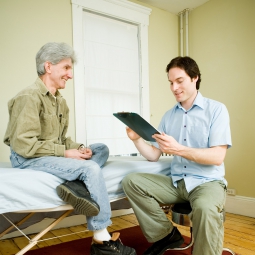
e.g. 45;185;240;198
152;92;232;193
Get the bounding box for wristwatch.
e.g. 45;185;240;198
78;144;85;150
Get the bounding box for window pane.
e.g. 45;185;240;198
83;11;141;155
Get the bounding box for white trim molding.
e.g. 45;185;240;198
72;0;151;23
225;195;255;218
71;0;151;142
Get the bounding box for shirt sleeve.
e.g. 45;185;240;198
209;103;232;148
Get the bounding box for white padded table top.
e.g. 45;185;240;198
0;156;172;214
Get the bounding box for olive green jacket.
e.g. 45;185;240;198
4;77;81;158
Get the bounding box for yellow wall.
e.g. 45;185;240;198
1;0;254;198
188;0;255;197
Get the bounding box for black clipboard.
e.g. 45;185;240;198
113;112;161;142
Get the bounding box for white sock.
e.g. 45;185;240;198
93;228;111;241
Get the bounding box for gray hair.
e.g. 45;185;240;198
36;42;77;76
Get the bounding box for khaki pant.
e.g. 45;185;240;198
122;173;226;255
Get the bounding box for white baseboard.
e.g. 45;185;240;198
225;195;255;218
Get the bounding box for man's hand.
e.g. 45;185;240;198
152;133;181;155
64;148;92;160
126;127;141;141
79;147;93;158
152;133;227;165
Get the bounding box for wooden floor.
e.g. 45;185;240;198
0;212;254;255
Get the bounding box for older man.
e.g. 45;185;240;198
4;42;136;255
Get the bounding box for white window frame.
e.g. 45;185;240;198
71;0;151;142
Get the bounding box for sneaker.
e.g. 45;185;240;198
143;227;184;255
56;180;100;216
90;232;136;255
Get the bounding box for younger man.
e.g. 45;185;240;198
122;56;231;255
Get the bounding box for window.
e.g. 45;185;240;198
71;0;151;155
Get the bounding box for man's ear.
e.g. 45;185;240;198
192;76;198;83
44;61;51;74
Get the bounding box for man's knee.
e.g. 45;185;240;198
91;143;109;152
191;201;222;222
122;173;138;190
91;143;109;159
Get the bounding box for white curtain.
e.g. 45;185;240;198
83;11;141;155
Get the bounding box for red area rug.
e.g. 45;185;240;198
26;226;235;255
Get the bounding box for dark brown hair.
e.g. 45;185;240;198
166;56;201;90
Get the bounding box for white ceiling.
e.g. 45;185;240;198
138;0;210;14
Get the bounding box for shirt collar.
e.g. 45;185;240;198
175;91;204;111
193;91;204;109
35;77;62;99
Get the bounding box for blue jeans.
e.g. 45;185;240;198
10;143;111;231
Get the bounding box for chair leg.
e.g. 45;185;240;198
223;247;236;255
